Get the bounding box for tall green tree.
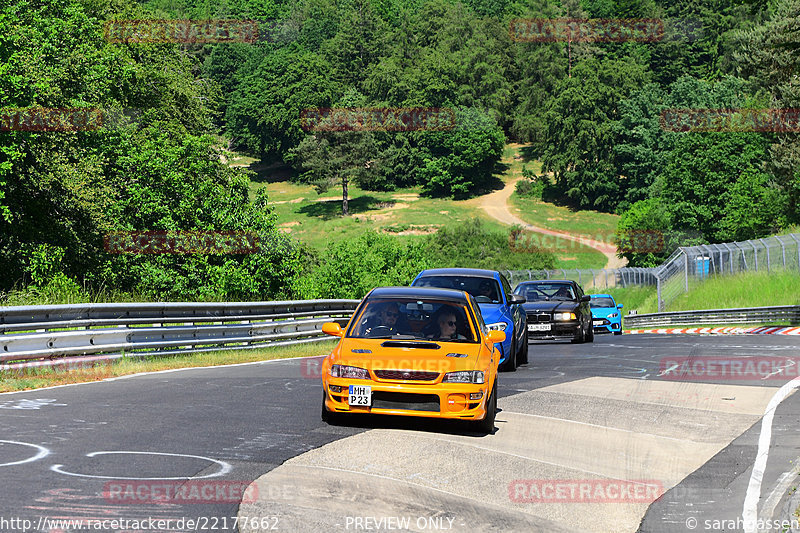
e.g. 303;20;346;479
538;56;649;211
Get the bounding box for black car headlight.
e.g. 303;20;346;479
554;312;577;321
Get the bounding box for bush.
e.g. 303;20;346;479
296;231;433;299
422;218;555;271
515;166;546;198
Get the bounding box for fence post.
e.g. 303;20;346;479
760;238;771;272
683;249;689;292
778;237;786;269
722;243;735;274
657;273;663;312
751;241;759;271
790;234;800;271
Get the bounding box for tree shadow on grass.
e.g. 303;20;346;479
247;161;299;184
297;195;391;220
518;145;538;162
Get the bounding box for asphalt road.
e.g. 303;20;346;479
1;333;799;533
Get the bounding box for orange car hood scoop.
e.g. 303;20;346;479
380;340;441;349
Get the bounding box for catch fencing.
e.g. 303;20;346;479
507;233;800;312
0;300;359;370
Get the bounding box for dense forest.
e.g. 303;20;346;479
1;0;798;301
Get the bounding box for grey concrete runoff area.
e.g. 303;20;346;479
1;334;799;532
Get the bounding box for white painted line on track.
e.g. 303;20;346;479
756;456;800;533
50;451;232;480
658;364;679;376
0;440;50;467
742;376;800;533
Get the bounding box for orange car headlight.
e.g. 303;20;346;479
330;364;369;379
442;371;485;384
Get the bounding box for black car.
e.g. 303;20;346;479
513;280;593;343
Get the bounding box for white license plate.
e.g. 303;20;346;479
528;324;551;332
593;320;604;326
348;385;371;407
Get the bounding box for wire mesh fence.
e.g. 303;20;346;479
507;233;800;312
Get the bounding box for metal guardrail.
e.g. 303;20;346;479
623;305;800;328
0;300;360;370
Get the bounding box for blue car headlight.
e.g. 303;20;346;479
609;313;619;318
486;322;508;333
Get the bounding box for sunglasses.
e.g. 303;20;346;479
441;320;457;327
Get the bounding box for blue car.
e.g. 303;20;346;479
411;268;527;371
589;294;624;335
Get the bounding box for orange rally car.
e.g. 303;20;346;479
320;286;505;434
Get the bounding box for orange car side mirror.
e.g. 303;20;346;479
321;322;344;337
486;330;506;344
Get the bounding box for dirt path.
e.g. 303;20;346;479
479;177;628;269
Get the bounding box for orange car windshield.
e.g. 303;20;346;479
348;299;478;343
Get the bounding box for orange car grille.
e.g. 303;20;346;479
373;370;440;381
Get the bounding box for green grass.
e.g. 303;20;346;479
587;285;659;314
509;193;621;242
0;340;338;392
667;270;800;312
244;144;612;270
588;270;800;316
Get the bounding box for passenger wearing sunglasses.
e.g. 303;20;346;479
427;306;466;340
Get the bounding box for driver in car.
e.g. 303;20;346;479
477;280;497;301
553;286;574;300
363;302;401;336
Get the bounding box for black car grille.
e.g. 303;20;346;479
527;313;551;323
373;370;439;381
371;392;440;412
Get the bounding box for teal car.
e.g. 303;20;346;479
589;294;623;335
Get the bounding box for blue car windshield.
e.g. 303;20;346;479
590;297;616;308
414;276;502;304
